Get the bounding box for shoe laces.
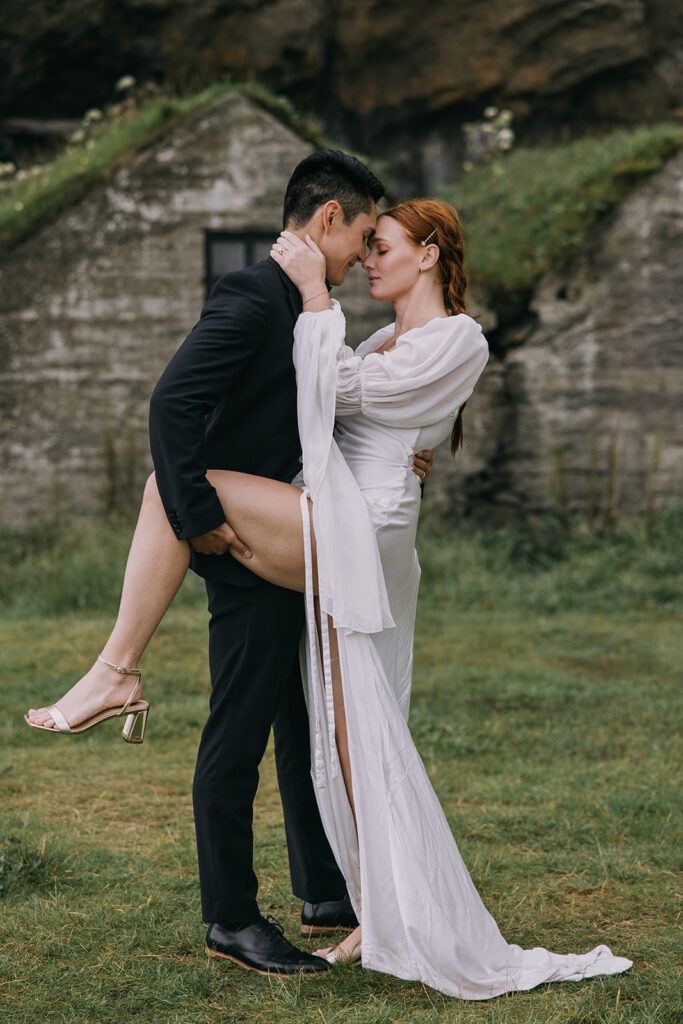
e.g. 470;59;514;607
261;914;285;938
255;914;302;959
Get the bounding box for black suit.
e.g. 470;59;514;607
149;258;346;924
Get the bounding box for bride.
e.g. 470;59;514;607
26;198;632;998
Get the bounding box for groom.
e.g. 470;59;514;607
149;151;430;975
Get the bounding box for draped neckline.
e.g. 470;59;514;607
355;314;458;358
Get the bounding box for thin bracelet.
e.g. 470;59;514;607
302;288;329;306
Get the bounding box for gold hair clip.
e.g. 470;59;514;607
420;229;437;246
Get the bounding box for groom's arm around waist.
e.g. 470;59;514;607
149;270;269;540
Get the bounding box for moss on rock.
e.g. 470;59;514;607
441;123;683;304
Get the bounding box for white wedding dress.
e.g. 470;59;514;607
292;300;632;999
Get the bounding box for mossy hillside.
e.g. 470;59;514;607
442;123;683;305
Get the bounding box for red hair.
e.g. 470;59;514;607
381;199;470;456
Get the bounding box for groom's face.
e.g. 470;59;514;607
320;203;377;287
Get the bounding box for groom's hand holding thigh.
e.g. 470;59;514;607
190;521;251;558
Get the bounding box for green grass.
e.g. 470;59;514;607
442;123;683;305
0;515;206;620
0;82;328;263
0;517;681;1022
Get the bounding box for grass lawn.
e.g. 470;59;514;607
0;520;680;1023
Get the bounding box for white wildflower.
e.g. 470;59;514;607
69;128;86;144
498;128;515;150
115;75;136;92
0;161;16;178
83;108;103;123
484;106;498;119
498;109;513;127
14;201;24;211
16;169;27;181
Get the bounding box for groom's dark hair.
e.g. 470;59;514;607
283;150;384;228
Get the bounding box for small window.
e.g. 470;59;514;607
204;231;276;298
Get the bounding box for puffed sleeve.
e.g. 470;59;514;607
335;314;488;426
335;347;364;414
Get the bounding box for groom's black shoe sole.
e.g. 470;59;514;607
205;919;330;976
301;895;358;938
205;944;325;976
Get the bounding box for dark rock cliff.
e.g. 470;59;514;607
2;0;681;188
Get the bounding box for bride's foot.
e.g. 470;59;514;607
314;924;362;964
26;654;143;731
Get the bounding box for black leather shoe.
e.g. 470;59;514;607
206;916;330;975
301;894;358;938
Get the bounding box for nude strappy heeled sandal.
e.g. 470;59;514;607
313;941;362;964
24;655;150;744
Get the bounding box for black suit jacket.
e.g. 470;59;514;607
149;258;303;585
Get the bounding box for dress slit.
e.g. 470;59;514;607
299;487;340;784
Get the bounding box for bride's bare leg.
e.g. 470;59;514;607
312;604;363;961
27;468;313;729
27;474;191;728
203;469;314;593
314;604;356;824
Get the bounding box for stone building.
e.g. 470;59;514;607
0;92;393;525
1;90;681;529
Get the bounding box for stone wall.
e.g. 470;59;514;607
424;151;683;525
0;92;391;525
500;149;683;521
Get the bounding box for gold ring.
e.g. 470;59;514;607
277;246;286;255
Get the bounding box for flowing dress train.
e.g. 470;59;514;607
293;301;632;999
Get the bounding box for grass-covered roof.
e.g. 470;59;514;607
1;79;681;306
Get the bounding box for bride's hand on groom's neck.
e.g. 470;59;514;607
271;231;329;309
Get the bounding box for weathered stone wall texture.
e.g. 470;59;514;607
0;93;390;524
427;151;683;524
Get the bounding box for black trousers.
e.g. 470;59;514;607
193;576;347;925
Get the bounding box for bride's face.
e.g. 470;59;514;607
362;216;423;302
